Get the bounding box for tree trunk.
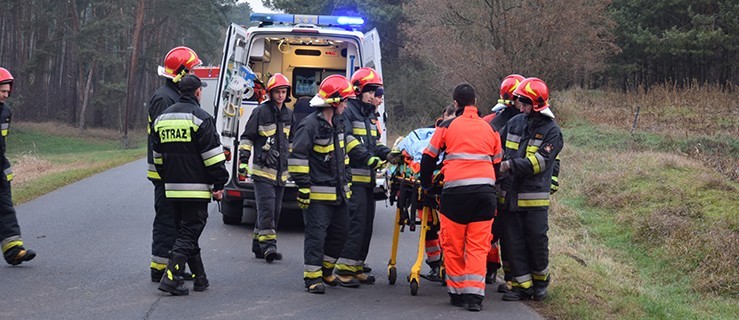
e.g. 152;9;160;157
122;0;146;148
79;63;95;132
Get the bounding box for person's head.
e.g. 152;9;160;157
310;75;355;115
371;87;384;108
452;82;476;113
350;67;383;104
178;75;204;102
157;46;202;83
0;67;13;104
266;73;292;106
513;77;549;116
442;104;456;120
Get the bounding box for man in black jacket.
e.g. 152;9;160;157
152;75;229;296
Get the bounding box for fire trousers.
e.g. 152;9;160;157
152;181;177;266
503;209;549;289
335;185;374;275
253;180;285;252
423;209;441;268
303;202;349;284
0;179;23;258
171;201;209;259
439;214;492;303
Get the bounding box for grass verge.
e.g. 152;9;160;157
7;122;145;204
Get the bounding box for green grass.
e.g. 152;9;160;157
6;123;145;204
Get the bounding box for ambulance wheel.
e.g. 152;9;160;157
410;279;419;296
388;267;397;285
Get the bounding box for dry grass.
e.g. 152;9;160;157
13;121;146;145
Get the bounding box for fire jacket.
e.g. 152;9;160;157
0;103;12;182
497;112;563;210
238;100;292;185
420;106;503;194
342;99;391;187
152;94;229;201
146;80;179;181
288;111;367;204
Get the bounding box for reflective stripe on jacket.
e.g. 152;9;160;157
152;94;229;201
146;80;179;181
0;103;11;182
342;99;390;186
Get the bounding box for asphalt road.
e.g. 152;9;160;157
0;159;543;320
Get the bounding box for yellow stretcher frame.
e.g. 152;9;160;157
386;172;444;296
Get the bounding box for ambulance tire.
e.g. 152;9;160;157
221;198;243;225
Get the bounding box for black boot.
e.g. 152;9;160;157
502;287;533;301
305;278;325;294
252;238;264;259
533;277;550;301
263;247;282;263
449;293;466;308
152;263;193;282
420;264;443;282
485;262;500;284
188;253;209;292
465;294;483;312
3;245;36;266
158;253;189;296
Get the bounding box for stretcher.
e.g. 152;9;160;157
386;156;444;296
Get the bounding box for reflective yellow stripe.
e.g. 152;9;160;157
239;144;252;151
527;155;541;174
147;170;161;180
1;240;23;252
203;153;226;167
153;158;163;165
346;139;360;152
353;128;367;136
526;145;539;156
259;129;276;136
252;169;277;180
150;261;167;270
552;176;559;182
313;144;334;153
344;157;350;165
304;270;322;278
532;273;549;281
498;196;505;204
512;280;533;289
518;199;550;207
165;190;211;199
6;174;13;181
310;192;337;201
505;140;519;150
323;261;336;269
352;175;372;183
339;140;345;148
1;129;8;136
258;234;277;241
371;130;378;137
288;165;309;173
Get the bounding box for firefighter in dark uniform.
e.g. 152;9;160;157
289;75;369;294
238;73;293;262
0;67;36;266
334;67;391;285
421;82;503;312
152;75;229;296
498;77;563;301
486;74;525;290
147;46;202;282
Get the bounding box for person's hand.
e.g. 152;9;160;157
238;163;250;177
212;190;223;201
550;177;559;194
500;160;511;173
367;156;384;170
386;150;402;165
297;188;310;209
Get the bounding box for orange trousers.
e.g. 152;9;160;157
439;214;492;297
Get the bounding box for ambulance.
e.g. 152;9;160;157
213;13;386;224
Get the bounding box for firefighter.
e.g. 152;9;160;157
498;77;563;301
0;67;36;266
486;74;525;290
152;75;229;296
334;67;391;285
238;73;293;262
420;83;503;311
289;75;368;294
147;46;202;282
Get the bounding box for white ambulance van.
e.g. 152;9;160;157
214;13;386;224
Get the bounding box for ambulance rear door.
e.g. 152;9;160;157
362;28;385;145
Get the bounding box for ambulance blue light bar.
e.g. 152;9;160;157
250;13;364;26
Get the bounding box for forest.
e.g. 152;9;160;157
0;0;736;141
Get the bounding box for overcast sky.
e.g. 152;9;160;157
240;0;279;13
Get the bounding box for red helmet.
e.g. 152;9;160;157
514;77;549;111
266;73;291;92
0;67;13;96
157;46;202;83
310;75;355;107
500;74;525;101
350;67;383;94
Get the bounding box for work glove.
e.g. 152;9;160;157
386;150;402;165
223;146;232;162
550;176;559;194
500;160;511;174
297;187;310;209
367;156;384;170
238;163;251;177
264;148;280;167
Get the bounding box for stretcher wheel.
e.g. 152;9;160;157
388;267;397;285
410;279;419;296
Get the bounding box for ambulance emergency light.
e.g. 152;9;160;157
250;13;364;26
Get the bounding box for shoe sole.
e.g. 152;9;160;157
158;285;190;296
9;251;36;266
265;252;276;263
337;281;360;288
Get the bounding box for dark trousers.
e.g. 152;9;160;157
171;201;209;258
339;186;375;265
303;202;348;281
494;204;512;280
503;209;549;288
253;180;285;251
0;179;21;247
152;182;177;261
